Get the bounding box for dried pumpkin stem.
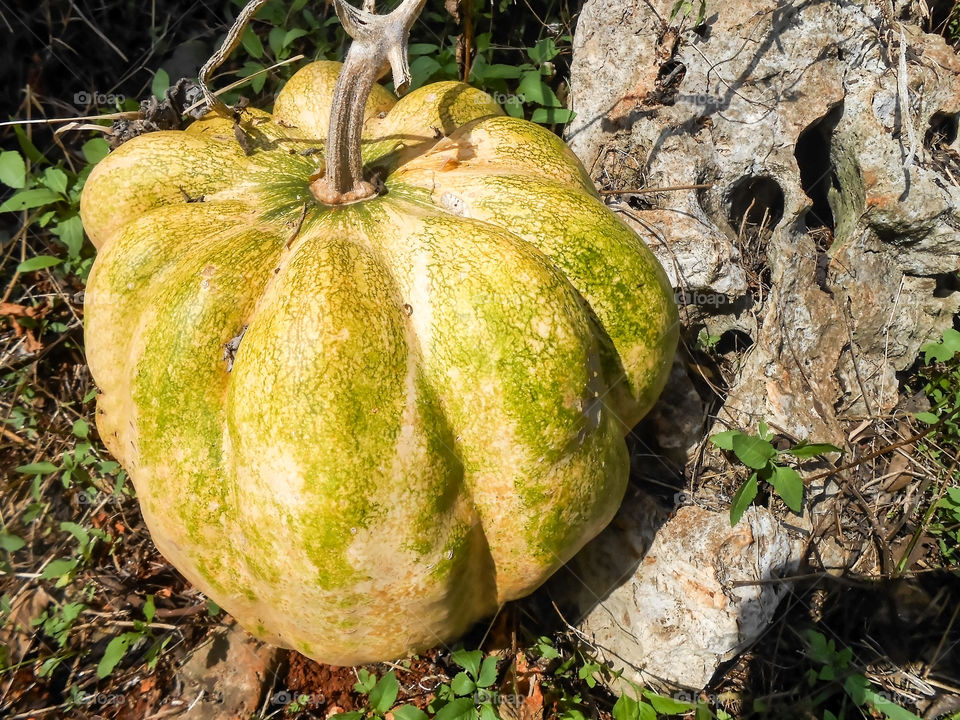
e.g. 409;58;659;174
312;0;428;205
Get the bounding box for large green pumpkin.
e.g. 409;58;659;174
80;60;678;665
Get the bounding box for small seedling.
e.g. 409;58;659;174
711;421;841;525
97;595;172;678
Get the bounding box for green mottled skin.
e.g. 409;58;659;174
80;61;678;666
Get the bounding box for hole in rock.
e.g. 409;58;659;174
726;176;785;231
795;104;843;232
715;328;754;357
933;271;960;298
925;111;959;148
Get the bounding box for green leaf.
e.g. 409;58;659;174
757;419;772;441
452;648;482;679
477;655;498;688
729;473;759;526
152;68;170;98
434;697;478;720
731;434;776;469
97;631;140;678
637;702;657;720
0;151;26;188
451;671;476;696
528;38;560;63
393;705;429;720
786;442;842;458
476;63;524;80
52;215;85;258
518;71;561;107
369;671;399;713
409;55;443;89
268;26;285;57
613;694;640;720
14;124;48;164
643;690;696;713
82;138;110;164
17;461;59;475
40;168;68;196
408;43;440;55
143;594;156;624
0;533;25;552
242;26;264;59
17;255;62;273
530;107;576;124
40;557;79;580
72;419;90;438
709;430;739;450
60;521;90;549
282;28;309;49
915;411;940;425
768;465;804;513
0;188;62;212
354;668;376;694
330;713;364;720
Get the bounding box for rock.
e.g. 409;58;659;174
566;0;960;442
560;0;960;688
165;620;278;719
563;504;807;691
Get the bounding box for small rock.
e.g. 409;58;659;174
170;620;278;719
562;503;807;690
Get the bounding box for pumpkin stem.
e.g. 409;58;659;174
311;0;427;205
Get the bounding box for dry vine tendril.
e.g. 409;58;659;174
198;0;428;205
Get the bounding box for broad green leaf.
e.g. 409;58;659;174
638;701;657;720
72;419;90;438
241;26;264;58
353;668;376;693
17;461;58;475
710;430;739;450
730;473;759;526
393;705;429;720
369;671;399;713
40;557;79;580
731;433;776;469
0;151;26;188
528;38;560;63
40;168;68;196
518;71;561;107
144;594;156;623
531;107;576;124
613;694;640;720
786;442;842;458
409;43;440;55
477;655;498;688
862;687;922;720
0;533;25;552
451;648;482;679
97;631;139;677
643;690;696;713
17;255;61;273
410;55;443;89
434;698;478;720
82;138;110;164
268;26;285;57
152;68;170;98
768;465;804;512
451;671;476;695
282;28;308;49
758;419;772;441
479;702;499;720
915;411;940;425
52;215;85;258
478;63;524;80
0;188;62;212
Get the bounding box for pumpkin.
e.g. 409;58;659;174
79;1;677;666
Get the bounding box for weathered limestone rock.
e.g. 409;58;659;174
559;499;806;690
562;0;960;690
